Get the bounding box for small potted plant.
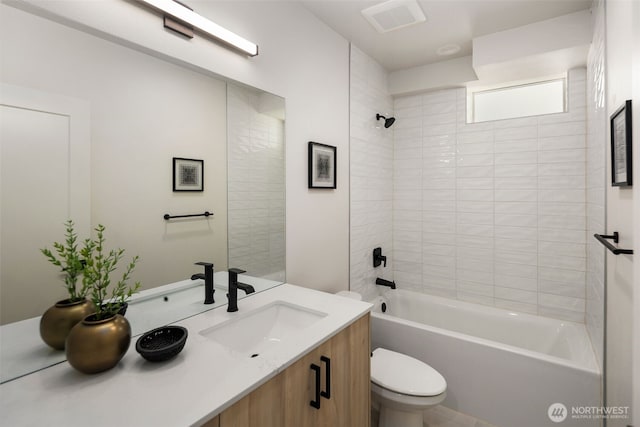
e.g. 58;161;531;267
40;220;95;350
65;224;141;374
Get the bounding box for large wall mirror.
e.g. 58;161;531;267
0;4;285;381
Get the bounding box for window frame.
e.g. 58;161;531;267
468;77;567;124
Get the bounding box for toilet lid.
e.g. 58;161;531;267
371;348;446;397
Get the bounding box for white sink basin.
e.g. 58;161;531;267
200;301;327;357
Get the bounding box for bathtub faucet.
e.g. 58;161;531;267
375;277;396;289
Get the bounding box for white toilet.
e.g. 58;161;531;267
371;348;447;427
336;291;447;427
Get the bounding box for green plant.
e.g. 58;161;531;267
41;220;89;302
81;224;140;320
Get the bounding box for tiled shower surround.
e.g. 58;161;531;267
350;53;598;325
349;46;394;302
227;85;285;281
585;0;606;366
392;69;588;322
349;41;606;325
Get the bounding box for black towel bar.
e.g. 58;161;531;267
164;211;213;220
594;232;634;255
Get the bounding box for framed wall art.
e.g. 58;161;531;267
173;157;204;191
610;100;633;187
308;141;336;189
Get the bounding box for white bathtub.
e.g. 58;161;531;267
370;289;601;427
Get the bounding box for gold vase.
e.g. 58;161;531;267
66;314;131;374
39;299;95;350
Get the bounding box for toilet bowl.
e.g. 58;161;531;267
371;347;447;427
334;290;447;426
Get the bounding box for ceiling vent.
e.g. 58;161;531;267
362;0;427;34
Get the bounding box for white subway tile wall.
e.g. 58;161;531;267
585;0;606;368
227;85;285;281
392;69;589;322
349;44;605;333
349;46;394;301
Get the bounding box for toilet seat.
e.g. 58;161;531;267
371;348;446;397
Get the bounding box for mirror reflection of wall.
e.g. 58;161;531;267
0;4;285;325
227;84;286;282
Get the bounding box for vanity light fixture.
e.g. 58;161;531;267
138;0;259;56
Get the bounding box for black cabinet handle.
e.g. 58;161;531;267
310;363;321;409
320;356;331;399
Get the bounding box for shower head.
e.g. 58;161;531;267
376;113;396;128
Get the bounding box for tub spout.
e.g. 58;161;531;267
376;278;396;289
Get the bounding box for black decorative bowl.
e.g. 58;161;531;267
136;326;188;362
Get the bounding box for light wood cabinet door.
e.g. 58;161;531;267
283;313;370;427
201;415;219;427
332;312;371;427
218;313;370;427
219;374;284;427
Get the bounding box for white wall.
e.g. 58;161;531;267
388;56;477;96
473;10;592;68
604;0;637;424
392;70;589;322
7;0;351;292
632;0;640;422
472;10;592;84
1;5;228;293
349;46;394;301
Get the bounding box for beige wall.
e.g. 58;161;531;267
1;5;228;299
7;0;352;294
604;0;637;424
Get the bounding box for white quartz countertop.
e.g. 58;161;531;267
0;284;371;426
0;272;281;383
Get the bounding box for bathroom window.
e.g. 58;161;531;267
468;77;566;123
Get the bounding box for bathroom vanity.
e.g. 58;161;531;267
0;283;371;426
210;313;370;427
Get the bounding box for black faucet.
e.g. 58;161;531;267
191;262;215;304
373;247;387;268
227;268;246;312
375;277;396;289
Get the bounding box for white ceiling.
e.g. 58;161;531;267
298;0;592;72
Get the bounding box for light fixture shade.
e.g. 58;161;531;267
138;0;259;56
